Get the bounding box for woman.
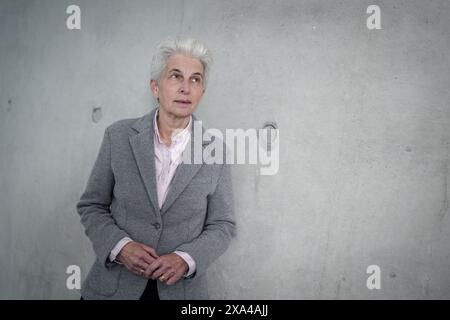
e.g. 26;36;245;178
77;38;236;300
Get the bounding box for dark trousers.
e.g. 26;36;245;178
80;279;160;300
139;279;160;301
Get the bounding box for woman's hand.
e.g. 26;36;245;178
143;253;189;285
116;241;159;276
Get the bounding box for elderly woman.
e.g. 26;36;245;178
76;38;236;300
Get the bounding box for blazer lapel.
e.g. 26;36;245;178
160;112;211;214
129;108;160;214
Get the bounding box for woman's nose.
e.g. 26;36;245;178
179;80;191;94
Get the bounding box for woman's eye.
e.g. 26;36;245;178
170;74;180;79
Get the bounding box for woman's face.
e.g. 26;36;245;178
150;53;205;118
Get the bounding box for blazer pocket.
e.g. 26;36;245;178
84;259;122;297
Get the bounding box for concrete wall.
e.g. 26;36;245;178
1;0;449;299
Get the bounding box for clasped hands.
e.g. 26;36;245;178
116;241;188;286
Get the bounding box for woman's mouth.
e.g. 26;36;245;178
174;100;192;106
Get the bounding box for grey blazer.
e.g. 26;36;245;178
76;107;236;300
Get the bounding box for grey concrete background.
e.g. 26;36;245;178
1;0;449;299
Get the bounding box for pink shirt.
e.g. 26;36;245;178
153;109;193;209
109;109;196;277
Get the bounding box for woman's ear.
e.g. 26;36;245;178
150;79;159;99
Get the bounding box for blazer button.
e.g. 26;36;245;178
153;222;161;230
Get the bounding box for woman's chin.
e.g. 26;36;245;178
170;105;196;116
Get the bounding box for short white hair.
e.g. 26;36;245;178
150;37;213;89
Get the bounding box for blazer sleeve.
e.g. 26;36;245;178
176;163;237;279
76;127;130;269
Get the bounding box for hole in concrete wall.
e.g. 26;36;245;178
92;107;102;123
5;98;12;112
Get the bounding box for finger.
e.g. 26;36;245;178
153;265;170;280
132;257;149;271
132;266;146;277
141;243;159;259
144;259;162;279
166;276;179;286
158;271;171;284
141;244;159;259
165;272;180;286
139;252;156;266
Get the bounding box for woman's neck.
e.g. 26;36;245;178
156;108;190;146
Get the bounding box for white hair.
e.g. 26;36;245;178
150;37;213;89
